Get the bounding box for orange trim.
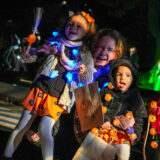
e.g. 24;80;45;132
22;87;64;121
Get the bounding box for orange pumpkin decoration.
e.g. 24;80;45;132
102;106;108;114
150;101;157;109
99;129;108;134
109;129;117;137
91;128;99;136
120;138;126;144
103;134;109;141
108;82;114;89
149;114;157;123
151;141;159;149
104;93;112;102
27;34;36;44
113;119;120;126
150;128;157;136
125;112;133;119
99;134;104;139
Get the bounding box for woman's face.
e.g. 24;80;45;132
93;36;116;67
65;15;88;41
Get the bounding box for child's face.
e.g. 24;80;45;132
93;36;116;67
115;66;133;92
65;15;88;41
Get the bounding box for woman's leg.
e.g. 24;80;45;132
38;116;55;160
4;109;36;158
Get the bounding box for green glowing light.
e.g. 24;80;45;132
139;59;160;91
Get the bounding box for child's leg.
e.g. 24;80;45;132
102;144;117;160
38;116;55;160
4;109;36;158
115;144;130;160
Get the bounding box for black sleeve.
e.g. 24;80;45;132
133;96;148;142
100;88;122;123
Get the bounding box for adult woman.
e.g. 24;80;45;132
74;28;128;144
92;28;128;88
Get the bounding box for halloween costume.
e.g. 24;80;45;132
3;32;94;160
73;57;147;160
22;35;94;120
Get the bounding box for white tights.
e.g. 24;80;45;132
4;109;55;160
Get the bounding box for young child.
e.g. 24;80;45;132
73;57;147;160
2;11;96;160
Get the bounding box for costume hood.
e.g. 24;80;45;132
108;57;139;90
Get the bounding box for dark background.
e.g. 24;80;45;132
0;0;159;72
0;1;159;159
0;0;154;70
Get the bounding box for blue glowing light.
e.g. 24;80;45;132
52;31;59;37
78;83;83;87
103;82;109;88
50;41;59;46
66;72;73;82
67;60;77;68
72;49;79;56
49;70;59;78
98;88;101;92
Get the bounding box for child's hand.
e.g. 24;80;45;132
26;130;40;143
78;64;87;75
115;115;135;129
37;42;58;55
101;121;111;129
129;133;137;143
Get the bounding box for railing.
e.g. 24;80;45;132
0;104;23;131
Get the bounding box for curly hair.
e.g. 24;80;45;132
92;28;128;58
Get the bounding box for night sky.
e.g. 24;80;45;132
0;0;156;72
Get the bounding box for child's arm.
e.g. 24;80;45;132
37;42;58;55
59;43;79;70
100;88;122;123
132;96;148;143
115;115;137;143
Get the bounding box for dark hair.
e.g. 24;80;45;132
109;57;139;90
92;28;128;58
